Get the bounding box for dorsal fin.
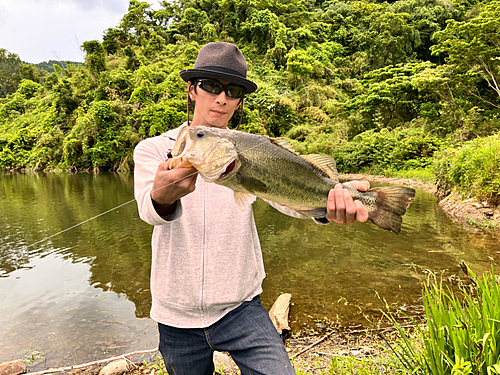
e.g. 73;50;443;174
300;154;339;181
268;137;299;155
267;136;338;180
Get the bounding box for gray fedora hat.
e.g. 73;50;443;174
179;42;258;94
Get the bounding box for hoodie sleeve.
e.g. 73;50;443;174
133;136;183;226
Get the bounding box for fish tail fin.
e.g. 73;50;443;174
367;186;416;234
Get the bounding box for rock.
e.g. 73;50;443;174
350;350;362;357
360;346;376;355
214;352;238;373
0;361;27;375
99;359;129;375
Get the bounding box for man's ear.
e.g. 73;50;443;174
188;82;196;101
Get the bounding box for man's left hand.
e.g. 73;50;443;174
326;181;370;225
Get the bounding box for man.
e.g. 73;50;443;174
134;42;369;375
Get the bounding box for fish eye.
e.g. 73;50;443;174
196;130;204;138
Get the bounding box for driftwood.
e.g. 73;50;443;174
268;293;292;334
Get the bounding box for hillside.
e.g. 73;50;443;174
0;0;499;205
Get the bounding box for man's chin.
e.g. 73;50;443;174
205;121;229;129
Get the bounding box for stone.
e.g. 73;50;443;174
0;361;27;375
99;359;129;375
360;346;376;355
214;352;238;373
350;350;362;357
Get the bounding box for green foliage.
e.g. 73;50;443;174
82;40;107;78
17;80;41;99
433;133;500;205
18;346;44;364
384;265;500;375
34;60;81;74
0;0;498;199
0;48;22;98
331;126;446;174
431;1;500;105
339;62;438;135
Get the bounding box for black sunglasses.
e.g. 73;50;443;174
195;79;246;99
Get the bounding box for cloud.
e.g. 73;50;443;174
0;0;130;62
57;0;127;13
0;4;7;25
15;0;127;13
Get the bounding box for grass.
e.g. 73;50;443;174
382;167;436;184
382;264;500;375
465;216;500;231
293;352;408;374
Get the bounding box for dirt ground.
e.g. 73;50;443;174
66;329;400;375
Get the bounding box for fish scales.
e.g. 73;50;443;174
229;135;334;210
170;125;416;234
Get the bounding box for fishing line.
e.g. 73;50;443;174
24;135;270;250
24;170;200;250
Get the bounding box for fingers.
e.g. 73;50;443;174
326;183;369;225
343;180;370;192
354;200;369;223
151;161;198;205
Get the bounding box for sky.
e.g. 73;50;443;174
0;0;157;64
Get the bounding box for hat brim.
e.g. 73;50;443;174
180;68;257;94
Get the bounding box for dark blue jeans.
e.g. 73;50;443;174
158;296;295;375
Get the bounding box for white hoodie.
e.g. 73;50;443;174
134;125;315;328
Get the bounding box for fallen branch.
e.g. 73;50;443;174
29;348;159;375
290;324;417;359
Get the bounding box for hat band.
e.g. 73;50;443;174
195;66;246;78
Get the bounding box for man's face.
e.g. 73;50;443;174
189;78;243;129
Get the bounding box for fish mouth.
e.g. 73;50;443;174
218;159;236;180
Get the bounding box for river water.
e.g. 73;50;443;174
0;172;499;369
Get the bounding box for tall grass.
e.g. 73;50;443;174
384;264;500;374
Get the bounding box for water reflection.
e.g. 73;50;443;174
0;172;498;368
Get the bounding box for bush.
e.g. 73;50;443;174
433;133;500;205
331;126;446;173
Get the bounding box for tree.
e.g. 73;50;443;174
431;1;500;108
82;41;107;79
0;49;22;98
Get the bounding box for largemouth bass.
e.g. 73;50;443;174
170;125;416;234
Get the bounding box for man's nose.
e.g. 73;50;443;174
215;91;227;105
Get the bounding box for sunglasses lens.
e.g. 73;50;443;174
198;79;245;98
226;86;245;98
200;80;223;94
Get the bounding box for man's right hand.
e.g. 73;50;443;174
150;159;198;217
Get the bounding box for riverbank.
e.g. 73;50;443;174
341;173;500;232
16;327;404;375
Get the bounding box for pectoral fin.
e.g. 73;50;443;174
169;156;193;169
234;191;257;210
